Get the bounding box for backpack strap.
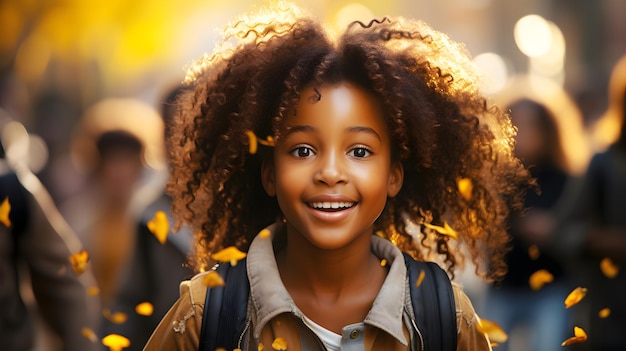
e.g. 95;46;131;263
199;257;250;351
403;252;457;351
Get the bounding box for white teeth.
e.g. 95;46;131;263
310;202;354;209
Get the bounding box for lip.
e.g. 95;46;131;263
304;194;358;223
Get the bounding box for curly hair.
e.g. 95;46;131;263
168;1;531;282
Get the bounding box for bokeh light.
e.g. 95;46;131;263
529;21;566;82
514;15;552;58
472;52;509;95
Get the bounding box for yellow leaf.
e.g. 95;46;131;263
477;318;508;343
87;287;100;296
147;210;169;244
135;302;154;316
0;197;11;227
599;308;611;318
271;337;288;350
457;178;473;200
528;244;540;260
103;309;128;324
600;257;619;278
529;269;553;291
102;334;131;351
234;349;242;351
215;348;227;351
561;326;587;346
258;228;271;238
258;343;265;351
69;250;90;275
380;258;387;267
210;246;247;266
564;287;588;309
201;270;225;288
259;136;275;147
423;221;458;240
82;327;98;343
246;130;258;154
416;269;426;287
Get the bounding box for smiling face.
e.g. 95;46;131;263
262;81;403;250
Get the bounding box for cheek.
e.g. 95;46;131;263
274;161;308;195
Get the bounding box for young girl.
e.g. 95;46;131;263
144;2;530;350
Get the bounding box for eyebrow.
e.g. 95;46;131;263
284;125;382;141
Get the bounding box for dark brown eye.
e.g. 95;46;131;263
291;146;315;158
349;147;371;158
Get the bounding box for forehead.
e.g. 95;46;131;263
287;82;388;136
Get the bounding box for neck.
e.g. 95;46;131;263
276;227;380;298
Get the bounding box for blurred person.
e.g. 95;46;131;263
554;54;626;351
483;76;590;351
103;85;194;351
62;98;165;312
0;116;100;351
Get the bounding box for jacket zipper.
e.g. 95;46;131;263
237;318;251;349
410;318;425;351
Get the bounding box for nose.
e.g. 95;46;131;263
313;150;347;186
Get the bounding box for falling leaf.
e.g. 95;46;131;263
564;287;588;308
247;130;276;154
380;259;387;267
135;302;154;316
147;210;169;244
259;136;275;147
215;348;227;351
258;228;271;238
87;287;100;296
529;269;553;291
258;343;265;351
102;334;131;351
82;327;98;343
0;197;11;227
561;326;587;346
271;337;288;350
416;269;426;287
103;309;128;324
201;270;225;288
528;244;540;260
69;250;90;275
477;318;508;343
210;246;247;266
423;221;458;240
600;257;619;278
457;178;473;200
599;308;611;318
246;131;258;154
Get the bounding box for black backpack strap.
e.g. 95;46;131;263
199;257;250;351
403;253;457;351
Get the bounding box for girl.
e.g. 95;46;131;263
144;2;530;350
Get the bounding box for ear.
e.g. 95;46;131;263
261;158;276;196
387;161;404;198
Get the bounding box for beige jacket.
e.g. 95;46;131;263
143;223;492;350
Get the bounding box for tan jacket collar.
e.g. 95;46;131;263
246;222;409;346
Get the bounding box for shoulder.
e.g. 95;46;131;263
451;282;478;330
451;282;493;351
143;272;208;350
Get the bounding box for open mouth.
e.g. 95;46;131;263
308;202;356;212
